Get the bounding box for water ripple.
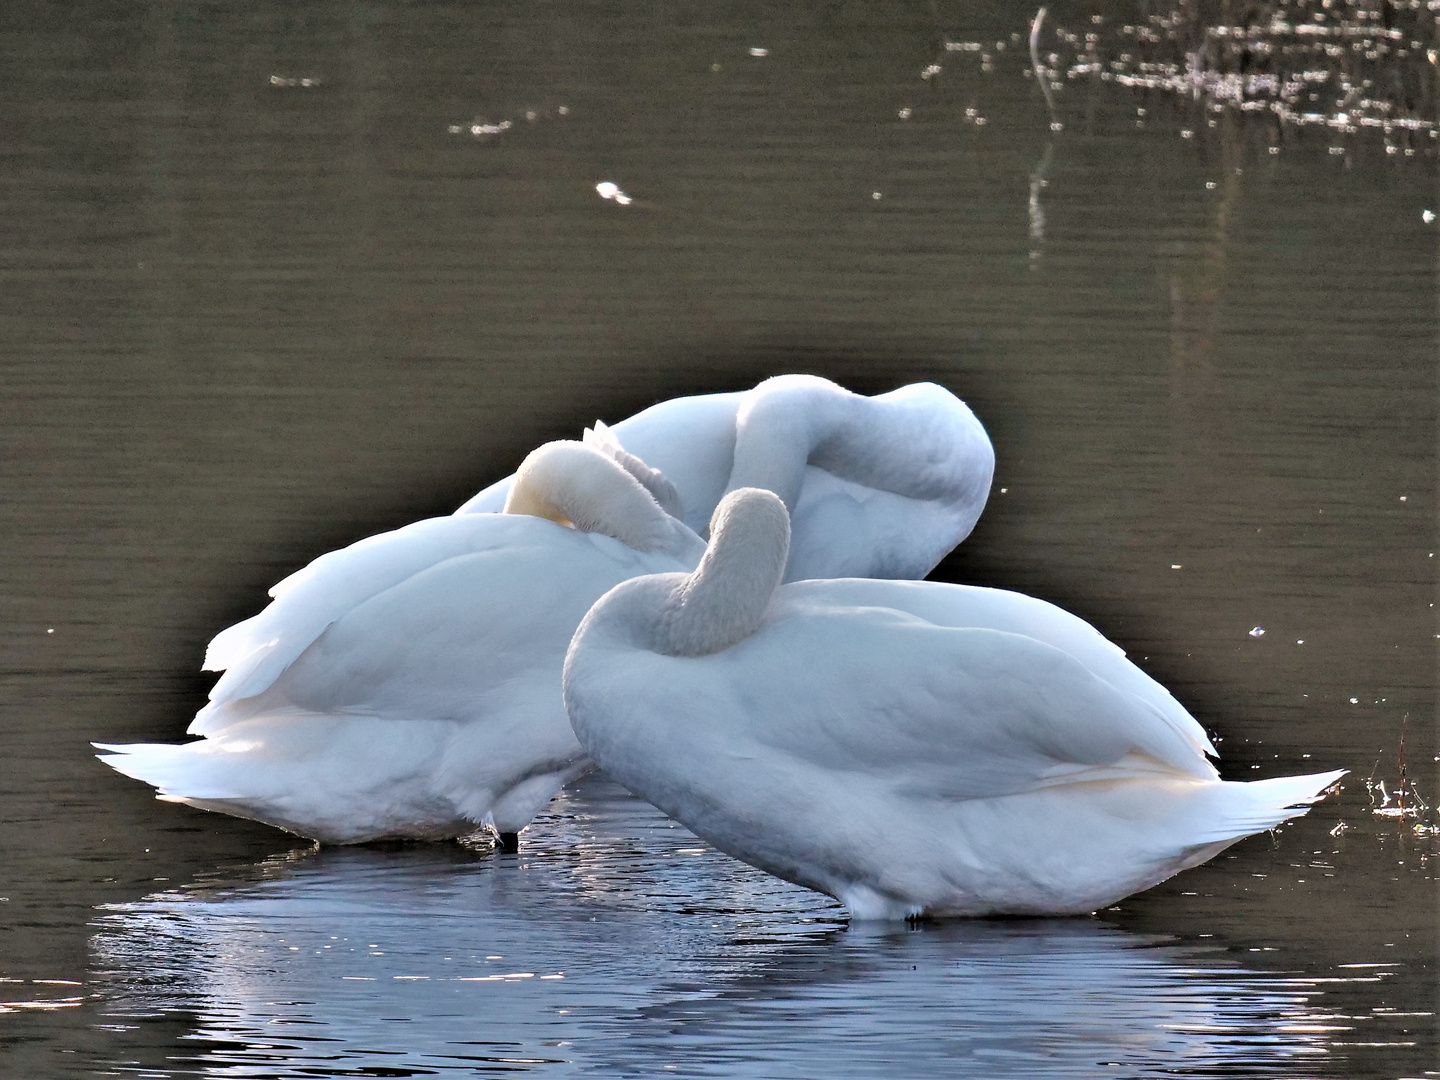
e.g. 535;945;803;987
88;778;1351;1078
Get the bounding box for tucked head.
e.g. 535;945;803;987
503;440;695;555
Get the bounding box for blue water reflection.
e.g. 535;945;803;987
91;777;1338;1078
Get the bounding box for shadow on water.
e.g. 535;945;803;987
86;778;1350;1080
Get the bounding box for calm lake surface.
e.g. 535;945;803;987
1;0;1435;1076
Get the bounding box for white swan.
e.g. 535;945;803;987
96;441;705;845
457;375;995;582
563;489;1346;919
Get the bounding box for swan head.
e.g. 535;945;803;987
502;440;702;558
723;376;994;518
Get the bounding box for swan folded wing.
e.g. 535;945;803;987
778;580;1216;760
195;515;621;733
268;542;635;719
728;614;1217;802
207;529;691;735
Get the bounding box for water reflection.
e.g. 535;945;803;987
90;778;1345;1078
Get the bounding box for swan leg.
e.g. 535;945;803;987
498;831;520;853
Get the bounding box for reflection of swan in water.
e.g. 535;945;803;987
1028;140;1054;268
458;374;995;583
95;442;704;845
1027;8;1057;268
565;489;1344;918
89;777;1336;1079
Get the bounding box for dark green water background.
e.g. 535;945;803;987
1;1;1434;1076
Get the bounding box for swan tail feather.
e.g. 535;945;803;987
1189;769;1346;845
95;743;352;840
94;739;263;802
94;721;485;844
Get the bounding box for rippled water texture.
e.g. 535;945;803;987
0;0;1434;1076
76;779;1397;1078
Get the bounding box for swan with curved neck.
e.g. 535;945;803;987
502;439;695;555
724;375;986;512
97;441;703;846
565;489;1345;919
580;419;683;519
653;486;790;656
459;375;995;582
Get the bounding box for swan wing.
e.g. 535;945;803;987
197;515;602;731
571;597;1215;812
739;607;1214;795
263;532;686;727
778;579;1216;760
786;468;992;580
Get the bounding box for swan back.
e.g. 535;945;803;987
199;441;701;732
565;536;1344;916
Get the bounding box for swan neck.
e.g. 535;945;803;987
725;376;993;507
653;489;789;656
502;441;677;553
583;421;684;519
724;376;849;509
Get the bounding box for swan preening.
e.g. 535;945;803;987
458;374;995;583
97;375;994;845
96;440;706;844
564;489;1345;919
97;375;1340;920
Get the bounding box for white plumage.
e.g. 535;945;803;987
96;441;705;844
458;374;995;582
94;371;996;846
564;489;1345;919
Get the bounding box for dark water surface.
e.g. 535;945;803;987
1;0;1435;1076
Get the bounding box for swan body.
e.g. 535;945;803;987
564;489;1346;919
457;375;995;582
97;442;705;844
